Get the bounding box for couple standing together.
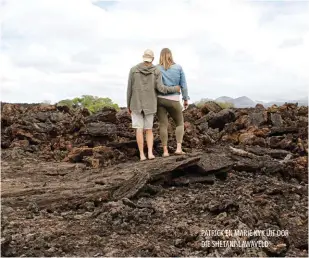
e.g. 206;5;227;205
127;48;189;161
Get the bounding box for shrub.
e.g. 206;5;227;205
57;95;120;113
194;99;234;109
216;102;234;109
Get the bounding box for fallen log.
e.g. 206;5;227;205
112;154;202;200
112;168;150;200
1;185;112;210
112;149;240;200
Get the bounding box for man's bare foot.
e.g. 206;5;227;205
148;154;155;160
162;152;170;157
175;150;186;155
140;155;147;161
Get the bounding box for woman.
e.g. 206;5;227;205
157;48;189;157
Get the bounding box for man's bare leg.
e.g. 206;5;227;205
136;128;146;161
146;129;155;159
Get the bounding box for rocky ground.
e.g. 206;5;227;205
1;101;308;257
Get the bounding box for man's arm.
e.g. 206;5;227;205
180;66;189;101
155;70;180;94
127;68;133;110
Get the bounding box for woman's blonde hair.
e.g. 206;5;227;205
159;48;175;70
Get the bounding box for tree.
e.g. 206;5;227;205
57;95;119;112
57;99;74;107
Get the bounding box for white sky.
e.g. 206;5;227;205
0;0;308;105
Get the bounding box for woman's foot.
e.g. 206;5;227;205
175;143;185;155
162;146;169;157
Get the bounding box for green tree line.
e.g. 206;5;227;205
57;95;119;113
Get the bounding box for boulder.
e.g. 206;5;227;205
67;147;93;162
116;108;131;123
200;101;222;114
249;111;268;126
85;107;117;123
270;113;283;127
82;122;117;138
255;103;265;110
208;109;236;131
238;133;266;146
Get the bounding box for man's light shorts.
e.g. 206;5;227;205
131;111;154;129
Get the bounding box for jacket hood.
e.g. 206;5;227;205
136;63;156;75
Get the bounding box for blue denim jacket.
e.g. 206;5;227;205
157;64;190;101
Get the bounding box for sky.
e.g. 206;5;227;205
0;0;308;106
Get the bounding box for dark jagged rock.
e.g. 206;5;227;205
194;111;215;125
270;113;283;127
208;109;236;131
268;126;298;136
116;108;131;123
81;122;117;138
172;174;215;186
197;151;234;176
67;146;93;162
85;108;117;124
244;146;291;159
200;101;222;114
255;103;265;110
1;235;12;257
207;199;239;214
106;140;137;149
249;111;268;126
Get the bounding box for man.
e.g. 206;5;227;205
127;49;180;161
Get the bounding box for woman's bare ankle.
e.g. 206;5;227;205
176;143;182;152
163;146;169;157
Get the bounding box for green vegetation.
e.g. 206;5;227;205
216;101;234;109
195;99;234;109
57;95;119;113
194;98;212;108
